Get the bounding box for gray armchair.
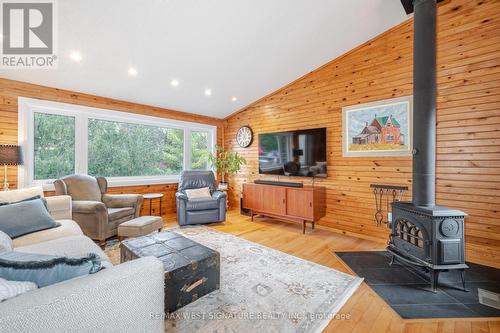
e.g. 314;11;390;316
176;171;226;226
54;174;143;248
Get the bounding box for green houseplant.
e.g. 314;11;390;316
207;145;246;189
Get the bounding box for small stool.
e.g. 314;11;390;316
118;216;163;241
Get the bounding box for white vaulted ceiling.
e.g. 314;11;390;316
0;0;408;118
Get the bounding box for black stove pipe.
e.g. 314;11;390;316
412;0;437;207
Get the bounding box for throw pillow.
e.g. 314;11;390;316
0;277;37;302
0;251;102;288
185;187;212;200
0;195;48;209
0;231;13;252
0;187;44;204
0;197;59;239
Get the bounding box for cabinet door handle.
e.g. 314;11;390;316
309;202;312;207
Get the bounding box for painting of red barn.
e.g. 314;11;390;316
352;115;403;145
342;96;412;157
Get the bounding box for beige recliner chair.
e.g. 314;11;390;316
54;174;143;248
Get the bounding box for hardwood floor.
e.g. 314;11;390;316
162;210;500;333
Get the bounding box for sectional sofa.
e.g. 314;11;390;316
0;188;165;333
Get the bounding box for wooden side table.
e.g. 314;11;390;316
143;193;164;216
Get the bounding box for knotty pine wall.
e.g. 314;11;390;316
0;79;224;216
224;0;500;267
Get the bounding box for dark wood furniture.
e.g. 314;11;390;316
120;231;220;313
242;183;325;233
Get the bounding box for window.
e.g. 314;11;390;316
18;98;216;189
190;131;209;170
88;119;184;177
34;113;75;180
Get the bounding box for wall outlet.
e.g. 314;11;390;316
478;288;500;310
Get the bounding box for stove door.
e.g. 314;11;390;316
392;217;429;261
438;239;461;264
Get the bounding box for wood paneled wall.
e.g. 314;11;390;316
0;79;224;216
224;0;500;267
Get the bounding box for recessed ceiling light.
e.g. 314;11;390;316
204;89;212;96
170;79;179;87
128;67;138;76
69;50;82;62
231;97;237;102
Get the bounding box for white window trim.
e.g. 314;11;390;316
18;97;216;190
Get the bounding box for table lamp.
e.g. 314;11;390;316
0;144;23;191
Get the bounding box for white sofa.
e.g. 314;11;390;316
0;188;165;333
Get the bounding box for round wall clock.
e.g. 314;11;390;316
236;126;253;148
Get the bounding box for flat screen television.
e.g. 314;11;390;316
258;128;327;178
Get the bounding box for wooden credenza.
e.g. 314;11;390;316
242;183;326;233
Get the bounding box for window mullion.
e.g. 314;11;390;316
74;114;88;175
184;129;191;171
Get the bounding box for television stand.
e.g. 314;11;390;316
254;179;303;188
242;182;325;233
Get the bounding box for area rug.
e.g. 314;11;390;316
106;227;363;333
336;251;500;319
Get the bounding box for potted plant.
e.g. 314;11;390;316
207;145;246;190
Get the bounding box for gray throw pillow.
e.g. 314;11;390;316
0;195;48;208
0;197;60;239
0;251;102;288
0;231;12;252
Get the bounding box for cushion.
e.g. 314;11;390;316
0;194;47;208
118;216;163;238
185;187;211;200
0;187;44;204
186;198;219;211
12;220;83;248
15;235;112;268
0;277;37;302
0;197;59;239
178;171;217;193
0;251;102;288
45;195;72;220
61;175;102;201
108;207;135;221
0;231;13;252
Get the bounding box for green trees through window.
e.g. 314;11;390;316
88;119;184;177
190;131;209;170
33;113;212;180
34;113;75;180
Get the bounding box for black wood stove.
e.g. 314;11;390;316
388;0;468;293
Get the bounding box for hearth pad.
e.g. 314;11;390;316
335;251;500;319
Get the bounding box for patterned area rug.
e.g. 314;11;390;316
106;227;362;333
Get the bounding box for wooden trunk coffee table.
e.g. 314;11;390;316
120;230;220;313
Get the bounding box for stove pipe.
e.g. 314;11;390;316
412;0;437;207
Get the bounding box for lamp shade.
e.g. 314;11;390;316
0;145;23;166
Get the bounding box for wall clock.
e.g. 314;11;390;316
236;126;253;148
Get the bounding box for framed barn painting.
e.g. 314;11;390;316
342;96;413;157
